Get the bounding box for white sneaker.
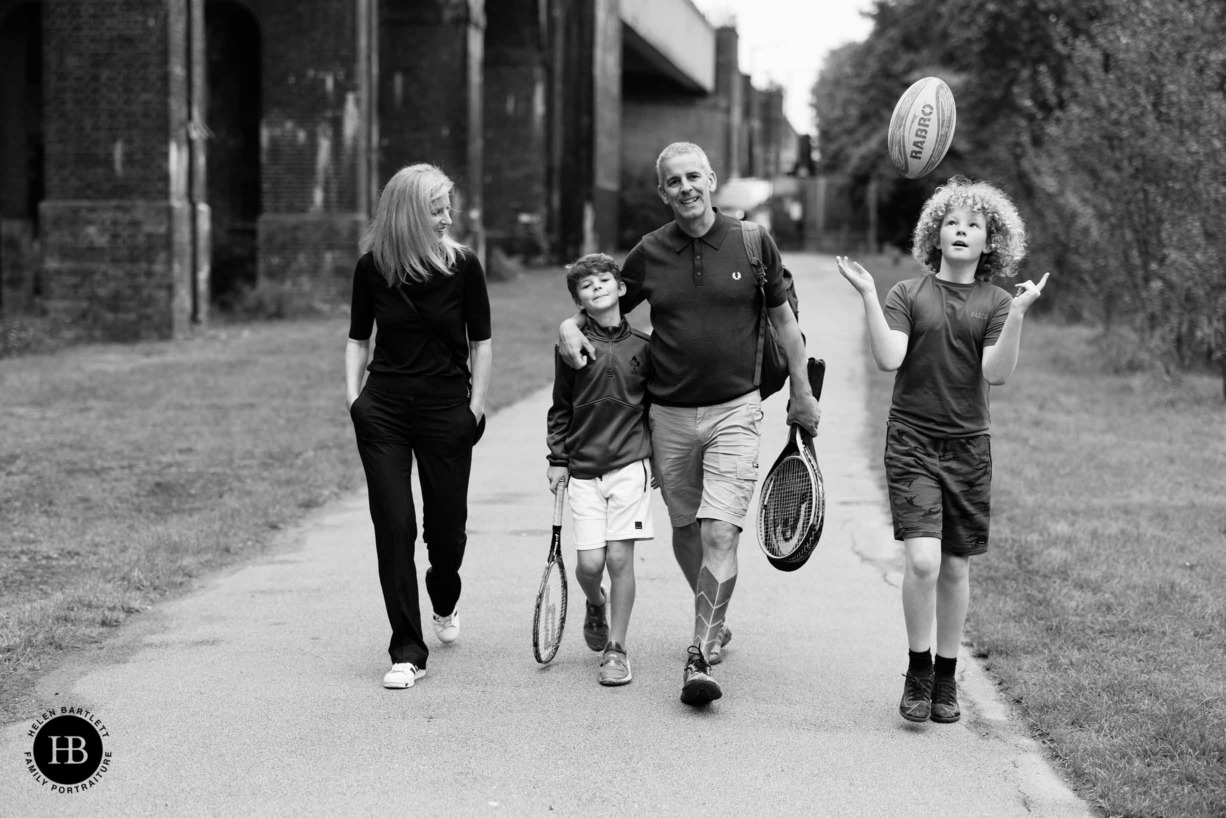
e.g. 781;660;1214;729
433;610;460;644
382;663;425;689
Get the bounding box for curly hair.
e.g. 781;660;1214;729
910;176;1027;280
565;252;622;302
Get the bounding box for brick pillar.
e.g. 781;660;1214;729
591;0;620;255
0;0;44;315
39;0;209;340
547;0;620;261
255;0;371;303
378;0;484;263
716;27;743;179
483;0;548;260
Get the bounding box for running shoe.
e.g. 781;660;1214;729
708;624;733;665
899;670;933;722
598;642;632;686
930;675;961;723
583;597;609;651
433;610;460;644
382;663;426;689
680;645;722;705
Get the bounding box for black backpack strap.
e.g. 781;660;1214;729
394;285;472;386
741;221;768;390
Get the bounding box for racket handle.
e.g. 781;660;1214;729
552;478;568;526
808;358;825;401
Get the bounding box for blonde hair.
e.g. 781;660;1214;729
911;176;1027;280
361;164;465;286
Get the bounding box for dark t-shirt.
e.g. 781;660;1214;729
883;274;1012;438
348;249;491;399
620;210;787;406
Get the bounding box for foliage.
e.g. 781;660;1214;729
811;0;1226;395
1029;0;1226;390
0;314;66;359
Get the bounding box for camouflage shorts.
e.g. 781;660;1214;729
883;421;992;556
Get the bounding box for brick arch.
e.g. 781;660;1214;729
0;0;44;314
204;0;263;306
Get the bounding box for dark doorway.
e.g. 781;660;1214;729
0;1;44;314
205;0;261;309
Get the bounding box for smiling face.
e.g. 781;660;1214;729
657;151;717;229
573;270;625;317
428;195;453;241
939;207;990;265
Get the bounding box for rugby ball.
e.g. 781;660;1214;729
887;77;956;179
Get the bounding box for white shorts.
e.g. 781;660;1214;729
568;458;655;549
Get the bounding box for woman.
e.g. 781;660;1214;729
345;164;493;690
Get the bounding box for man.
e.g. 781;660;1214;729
558;142;819;706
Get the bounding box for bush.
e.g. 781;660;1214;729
0;314;69;359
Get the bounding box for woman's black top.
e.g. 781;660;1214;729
348;249;492;400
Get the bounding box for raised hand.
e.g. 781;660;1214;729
835;256;877;296
1011;272;1050;312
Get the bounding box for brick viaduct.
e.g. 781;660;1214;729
0;0;800;341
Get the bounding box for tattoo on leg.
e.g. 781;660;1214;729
694;566;736;659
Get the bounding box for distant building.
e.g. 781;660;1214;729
0;0;800;340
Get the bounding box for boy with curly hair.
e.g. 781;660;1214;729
835;176;1049;723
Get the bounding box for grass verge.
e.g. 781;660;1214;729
857;256;1226;817
0;263;578;724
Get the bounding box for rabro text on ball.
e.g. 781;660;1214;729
910;103;935;159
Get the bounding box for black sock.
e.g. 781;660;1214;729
908;648;932;675
934;654;957;678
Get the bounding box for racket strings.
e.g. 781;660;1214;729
534;563;566;655
760;459;816;558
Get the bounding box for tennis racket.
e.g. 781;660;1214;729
532;480;569;664
757;358;826;565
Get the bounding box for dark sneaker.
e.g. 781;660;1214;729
680;645;722;706
899;670;933;722
708;624;733;665
598;642;632;686
930;675;961;723
583;597;609;651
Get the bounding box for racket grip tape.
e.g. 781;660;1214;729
808;358;826;401
552;479;567;526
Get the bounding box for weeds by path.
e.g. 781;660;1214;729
859;256;1226;818
0;265;577;723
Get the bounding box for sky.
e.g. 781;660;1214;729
689;0;876;135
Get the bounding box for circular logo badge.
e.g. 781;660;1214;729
26;710;112;792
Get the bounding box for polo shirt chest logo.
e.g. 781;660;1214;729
732;271;742;281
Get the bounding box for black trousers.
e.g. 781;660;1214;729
350;387;479;667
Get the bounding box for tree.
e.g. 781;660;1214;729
1032;0;1226;393
811;0;1098;259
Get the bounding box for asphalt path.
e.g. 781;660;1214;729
1;252;1091;816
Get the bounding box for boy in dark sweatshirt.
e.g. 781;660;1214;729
546;253;653;687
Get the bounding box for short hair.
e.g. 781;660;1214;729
564;253;622;302
361;164;465;286
911;176;1027;280
655;142;713;186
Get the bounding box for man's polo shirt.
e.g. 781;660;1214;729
620;210;788;406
